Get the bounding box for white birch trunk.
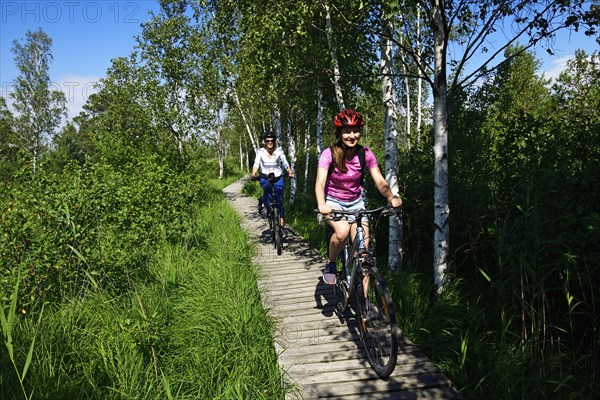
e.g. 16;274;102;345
416;4;423;144
217;126;224;179
316;82;324;156
274;108;282;144
399;35;411;146
323;0;345;110
380;15;402;271
232;86;259;152
304;123;311;191
245;140;250;173
239;140;243;172
287;115;297;203
432;1;450;295
33;147;38;174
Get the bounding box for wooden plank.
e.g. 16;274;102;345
299;372;457;398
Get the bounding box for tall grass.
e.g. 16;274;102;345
0;200;286;400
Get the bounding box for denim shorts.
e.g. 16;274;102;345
325;195;368;224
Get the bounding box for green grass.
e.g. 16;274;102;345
0;199;286;400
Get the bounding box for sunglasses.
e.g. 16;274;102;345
265;139;275;143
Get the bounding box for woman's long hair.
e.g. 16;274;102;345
330;139;347;173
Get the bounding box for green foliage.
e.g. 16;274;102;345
44;123;98;172
0;156;211;310
0;96;20;182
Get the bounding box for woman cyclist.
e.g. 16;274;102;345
315;109;402;285
252;131;295;230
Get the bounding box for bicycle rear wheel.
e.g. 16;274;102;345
355;264;398;378
274;207;282;255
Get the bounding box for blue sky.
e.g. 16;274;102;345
1;1;599;121
1;1;160;119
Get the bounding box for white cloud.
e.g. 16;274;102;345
541;55;574;81
1;74;102;123
54;74;102;120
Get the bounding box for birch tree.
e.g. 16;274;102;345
304;122;311;191
322;0;346;110
415;3;424;142
398;34;411;145
195;0;261;153
287;115;297;202
137;1;200;164
429;0;450;293
10;29;66;173
369;0;595;294
380;11;403;270
316;82;325;156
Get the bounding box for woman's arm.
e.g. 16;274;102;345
315;167;332;214
369;166;403;207
251;149;263;177
279;151;294;177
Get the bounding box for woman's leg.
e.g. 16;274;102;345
327;219;351;263
274;178;285;227
260;178;272;210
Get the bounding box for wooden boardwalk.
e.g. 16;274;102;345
224;178;461;399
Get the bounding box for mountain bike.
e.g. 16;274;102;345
317;206;401;378
252;173;285;255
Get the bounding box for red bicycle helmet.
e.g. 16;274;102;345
333;109;365;129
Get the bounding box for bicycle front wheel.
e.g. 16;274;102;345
355;264;398;378
274;207;282;255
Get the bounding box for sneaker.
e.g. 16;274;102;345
322;262;337;285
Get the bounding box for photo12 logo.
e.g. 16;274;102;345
2;80;99;103
1;1;141;24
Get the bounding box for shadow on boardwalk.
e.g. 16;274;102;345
224;177;461;400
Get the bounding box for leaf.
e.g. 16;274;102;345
22;303;44;380
460;333;468;366
479;268;492;282
0;272;21;359
161;370;174;400
67;245;99;290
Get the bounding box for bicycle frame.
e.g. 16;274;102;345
339;215;369;300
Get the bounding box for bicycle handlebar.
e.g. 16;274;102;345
250;173;290;183
314;205;402;222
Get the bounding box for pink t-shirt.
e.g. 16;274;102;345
318;146;378;201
